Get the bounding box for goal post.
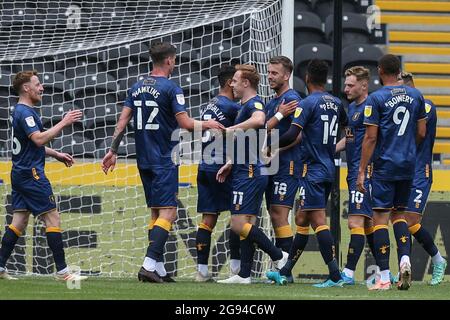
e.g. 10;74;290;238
0;0;284;278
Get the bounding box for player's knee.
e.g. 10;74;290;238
405;213;421;227
390;211;406;223
348;216;365;230
42;210;61;228
295;211;308;227
202;214;218;230
270;206;289;227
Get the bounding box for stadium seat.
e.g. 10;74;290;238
96;133;136;158
325;13;370;47
314;0;359;21
191;23;229;49
51;133;96;158
295;0;313;12
40;103;79;128
84;104;122;130
199;41;242;78
294;43;333;80
342;44;384;76
73;72;117;101
74;93;117;110
187;94;212;118
293;76;307;98
294;11;325;48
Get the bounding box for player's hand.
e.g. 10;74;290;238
55;152;74;167
101;150;117;175
356;171;366;193
61;110;83;126
204;119;225;131
216;162;232;183
277;99;298;117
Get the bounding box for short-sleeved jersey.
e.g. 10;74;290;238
415;99;437;179
345;99;368;179
232;95;265;179
11;104;45;173
363;85;427;180
125;76;187;169
199;95;240;172
292;92;346;183
265;89;303;176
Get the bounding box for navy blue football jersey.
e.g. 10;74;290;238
199;95;240;172
292;92;345;183
232;95;265;179
11;104;45;173
363;85;427;180
415;99;437;179
125;76;187;169
265;89;303;176
345;99;368;179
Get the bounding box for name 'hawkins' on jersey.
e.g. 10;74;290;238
125;76;186;169
363;85;427;180
199;95;240;172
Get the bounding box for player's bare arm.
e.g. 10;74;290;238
102;106;133;174
45;147;74;167
335;137;346;153
29;109;82;147
176;111;225;131
357;125;378;193
416;118;427;145
227;110;265;132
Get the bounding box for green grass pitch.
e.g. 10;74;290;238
0;183;449;299
0;277;450;300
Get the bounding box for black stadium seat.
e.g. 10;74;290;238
40;102;79;128
295;0;313;12
342;44;383;75
51;133;96;158
84;104;122;130
294;11;325;48
342;44;384;92
325;13;370;47
294;43;333;80
314;0;358;21
293;76;307;98
97;134;136;158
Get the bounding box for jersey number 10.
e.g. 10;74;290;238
134;100;159;130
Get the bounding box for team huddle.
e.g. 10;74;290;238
0;42;446;291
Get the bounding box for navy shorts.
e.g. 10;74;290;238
139;166;178;208
11;170;56;217
371;179;412;211
265;174;299;209
231;175;268;215
197;170;232;214
406;177;432;215
347;178;373;218
298;178;332;211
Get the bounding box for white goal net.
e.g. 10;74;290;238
0;0;283;278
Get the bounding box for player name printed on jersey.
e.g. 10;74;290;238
384;88;414;108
